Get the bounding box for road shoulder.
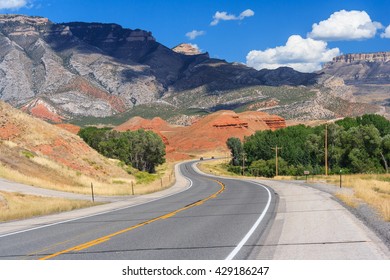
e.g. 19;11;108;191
251;180;390;259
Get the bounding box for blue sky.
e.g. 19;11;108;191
1;0;389;72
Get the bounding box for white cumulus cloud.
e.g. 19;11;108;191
381;25;390;38
210;9;254;26
239;9;255;19
246;35;340;73
0;0;29;10
185;30;205;40
308;10;383;41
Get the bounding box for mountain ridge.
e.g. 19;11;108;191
0;14;319;121
0;14;388;123
321;50;390;118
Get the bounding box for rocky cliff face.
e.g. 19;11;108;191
0;15;319;121
321;51;390;118
322;51;390;84
172;43;202;55
0;15;164;119
330;52;390;63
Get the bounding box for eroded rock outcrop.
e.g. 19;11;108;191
114;110;286;158
330;52;390;63
172;43;202;55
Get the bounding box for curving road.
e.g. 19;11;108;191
0;160;276;260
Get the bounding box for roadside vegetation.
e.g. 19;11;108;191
227;114;390;177
0;157;174;196
0;191;97;222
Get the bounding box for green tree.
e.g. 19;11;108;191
226;137;243;166
78;128;165;173
381;135;390;173
341;125;383;173
78;127;111;150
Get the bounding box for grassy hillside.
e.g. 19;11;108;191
0;101;175;196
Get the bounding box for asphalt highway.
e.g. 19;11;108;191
0;160;276;260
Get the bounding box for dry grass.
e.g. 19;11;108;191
0;140;175;196
198;158;244;178
0;159;176;196
0;191;96;222
313;174;390;222
0;160;134;196
132;162;176;195
335;193;358;208
197;158;270;179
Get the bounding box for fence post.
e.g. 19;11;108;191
91;182;95;203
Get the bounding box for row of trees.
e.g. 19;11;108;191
227;114;390;177
78;127;166;173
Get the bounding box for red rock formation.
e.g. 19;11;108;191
238;111;286;130
21;99;65;123
114;110;286;159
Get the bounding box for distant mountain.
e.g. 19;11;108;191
322;52;390;84
320;52;390;118
0;14;319;122
172;43;201;55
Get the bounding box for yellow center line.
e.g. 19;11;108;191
39;179;225;260
24;223;114;259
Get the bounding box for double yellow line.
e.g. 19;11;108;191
40;179;225;260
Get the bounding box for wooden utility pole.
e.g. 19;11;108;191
242;152;246;175
325;124;328;176
272;145;282;177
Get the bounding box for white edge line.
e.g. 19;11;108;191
0;163;194;239
225;182;272;260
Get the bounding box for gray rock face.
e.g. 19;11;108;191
0;15;322;121
322;52;390;84
321;52;390;118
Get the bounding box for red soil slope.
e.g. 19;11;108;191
0;101;131;180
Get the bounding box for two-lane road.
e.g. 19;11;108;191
0;160;275;260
